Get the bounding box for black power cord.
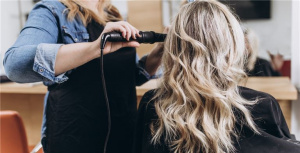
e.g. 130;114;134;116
100;31;166;153
100;46;111;153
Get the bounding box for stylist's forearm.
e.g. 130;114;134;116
145;44;164;76
54;42;99;76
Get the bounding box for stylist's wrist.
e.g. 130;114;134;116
91;39;101;58
151;43;164;57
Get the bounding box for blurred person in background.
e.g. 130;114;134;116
244;28;284;76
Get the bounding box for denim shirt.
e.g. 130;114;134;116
4;0;155;85
3;0;158;140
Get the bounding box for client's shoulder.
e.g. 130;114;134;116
141;89;157;103
138;90;158;119
238;86;276;102
238;86;280;114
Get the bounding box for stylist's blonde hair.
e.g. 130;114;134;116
152;0;259;153
59;0;122;26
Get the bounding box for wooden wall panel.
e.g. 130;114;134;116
0;93;44;146
127;0;164;58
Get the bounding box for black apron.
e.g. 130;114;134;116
45;20;137;153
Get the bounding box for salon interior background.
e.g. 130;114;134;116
1;0;300;139
0;0;295;75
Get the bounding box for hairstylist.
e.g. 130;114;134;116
3;0;164;152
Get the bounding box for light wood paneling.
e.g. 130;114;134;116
278;100;292;129
0;83;47;94
127;0;164;58
0;93;44;146
244;77;298;100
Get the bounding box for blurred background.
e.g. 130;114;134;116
1;0;300;151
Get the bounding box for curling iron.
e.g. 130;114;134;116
101;31;167;49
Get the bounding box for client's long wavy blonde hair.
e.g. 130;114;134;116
59;0;122;26
151;1;259;153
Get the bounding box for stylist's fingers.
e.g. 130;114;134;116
163;26;170;33
102;22;127;38
155;26;169;48
100;21;142;54
103;21;141;40
128;24;140;39
119;25;127;38
267;50;273;58
136;29;141;37
120;21;139;40
119;23;131;40
115;23;128;38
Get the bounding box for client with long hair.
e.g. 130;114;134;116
133;0;300;153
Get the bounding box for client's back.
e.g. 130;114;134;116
133;0;300;153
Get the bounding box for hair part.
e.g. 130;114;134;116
59;0;122;26
151;0;259;153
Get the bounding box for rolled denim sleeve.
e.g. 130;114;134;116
33;43;68;83
3;2;68;84
136;54;162;86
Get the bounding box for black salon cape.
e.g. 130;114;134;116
133;87;300;153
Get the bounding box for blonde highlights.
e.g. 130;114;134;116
152;0;258;153
59;0;122;26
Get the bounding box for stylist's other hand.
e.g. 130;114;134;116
149;26;169;57
93;21;141;56
155;26;170;51
145;26;170;76
267;50;284;71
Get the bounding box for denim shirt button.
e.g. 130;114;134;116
39;69;44;73
74;38;78;42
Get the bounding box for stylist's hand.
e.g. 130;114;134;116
268;50;284;71
94;21;141;56
154;26;170;53
145;26;170;76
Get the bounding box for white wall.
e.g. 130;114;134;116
1;0;34;75
111;0;128;20
1;1;19;75
291;0;300;140
241;1;292;60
